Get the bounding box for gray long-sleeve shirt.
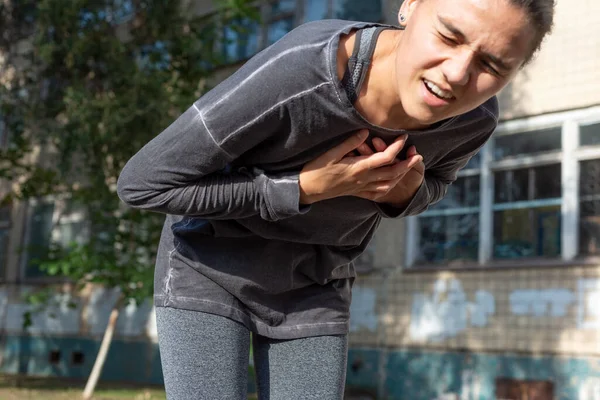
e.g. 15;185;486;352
117;19;498;339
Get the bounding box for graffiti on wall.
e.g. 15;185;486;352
509;289;576;317
409;279;495;341
578;279;600;330
411;278;600;342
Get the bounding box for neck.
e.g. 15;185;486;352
358;30;428;131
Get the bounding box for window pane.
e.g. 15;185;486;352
494;169;529;203
0;206;9;279
303;0;328;21
580;159;600;256
494;127;561;160
0;206;9;222
581;159;600;197
580;200;600;256
534;164;562;199
0;229;8;278
271;0;296;14
493;206;561;259
494;164;561;203
333;0;382;22
25;202;54;278
267;17;294;45
57;221;87;248
580;123;600;147
223;19;259;62
417;214;479;265
433;176;480;209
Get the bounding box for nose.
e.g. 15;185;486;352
442;49;474;87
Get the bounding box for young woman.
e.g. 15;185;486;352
117;0;555;398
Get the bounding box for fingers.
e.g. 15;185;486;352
359;134;408;170
372;137;387;152
355;136;393;156
322;129;369;163
356;142;374;155
367;152;423;181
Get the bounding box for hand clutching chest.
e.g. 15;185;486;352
298;129;425;209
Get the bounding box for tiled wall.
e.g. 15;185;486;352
497;0;600;119
350;265;600;357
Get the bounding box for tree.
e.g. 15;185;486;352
0;0;257;398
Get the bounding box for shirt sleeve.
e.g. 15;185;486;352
375;119;496;219
116;31;314;221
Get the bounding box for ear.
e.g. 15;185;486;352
398;0;421;26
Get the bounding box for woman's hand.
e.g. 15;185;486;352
350;136;425;205
298;130;422;204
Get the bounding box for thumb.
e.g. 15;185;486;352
322;130;369;163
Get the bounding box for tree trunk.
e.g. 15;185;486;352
82;297;122;400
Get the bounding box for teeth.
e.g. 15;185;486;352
424;80;453;99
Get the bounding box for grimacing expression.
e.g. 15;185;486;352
395;0;537;126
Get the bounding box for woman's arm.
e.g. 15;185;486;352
116;104;307;221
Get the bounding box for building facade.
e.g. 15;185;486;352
1;1;600;399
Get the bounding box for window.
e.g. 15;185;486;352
579;123;600;256
0;206;10;278
266;0;296;45
408;110;600;267
580;159;600;255
493;164;562;259
221;0;383;64
0;115;6;149
223;17;260;63
416;175;480;266
23;199;87;279
580;122;600;147
302;0;328;22
493;127;561;160
332;0;382;22
24;202;54;278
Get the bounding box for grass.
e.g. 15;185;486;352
0;375;261;400
0;375;166;400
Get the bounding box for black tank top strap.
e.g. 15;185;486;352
341;26;388;104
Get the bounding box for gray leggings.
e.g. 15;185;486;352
155;307;348;400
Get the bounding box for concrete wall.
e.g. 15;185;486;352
497;0;600;120
351;266;600;355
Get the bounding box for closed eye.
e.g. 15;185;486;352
480;59;500;76
439;33;459;46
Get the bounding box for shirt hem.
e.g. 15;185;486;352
154;294;350;340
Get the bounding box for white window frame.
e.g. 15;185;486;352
406;105;600;268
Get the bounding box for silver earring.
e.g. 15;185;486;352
399;13;406;23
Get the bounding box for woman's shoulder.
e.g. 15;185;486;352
266;19;390;58
450;96;499;134
286;19;387;41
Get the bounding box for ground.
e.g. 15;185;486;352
0;375;371;399
0;375;168;400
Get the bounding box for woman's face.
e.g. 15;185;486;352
395;0;536;126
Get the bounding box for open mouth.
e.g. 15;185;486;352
423;79;454;100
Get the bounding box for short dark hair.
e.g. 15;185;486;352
509;0;556;64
